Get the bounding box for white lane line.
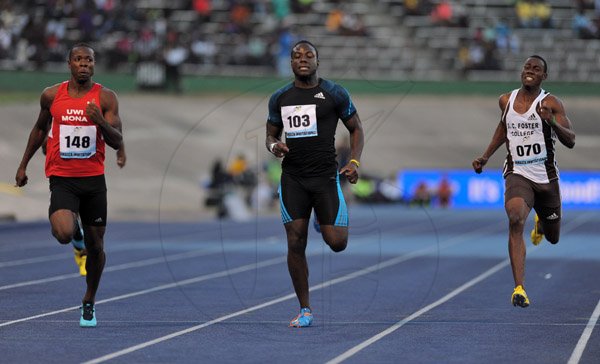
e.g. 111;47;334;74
567;298;600;364
326;259;510;364
0;252;73;268
0;248;222;291
0;255;287;328
326;210;597;364
0;245;134;268
82;224;502;364
83;245;444;364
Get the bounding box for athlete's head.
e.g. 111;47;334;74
291;40;319;80
68;43;95;84
521;55;547;87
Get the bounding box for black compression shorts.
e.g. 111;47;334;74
49;175;107;226
278;172;348;226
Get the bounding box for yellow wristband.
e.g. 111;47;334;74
350;159;360;168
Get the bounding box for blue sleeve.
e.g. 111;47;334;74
323;80;357;122
267;92;282;126
267;83;293;126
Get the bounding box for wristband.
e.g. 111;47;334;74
550;116;557;126
269;142;277;153
349;159;360;168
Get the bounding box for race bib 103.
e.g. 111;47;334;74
281;104;318;139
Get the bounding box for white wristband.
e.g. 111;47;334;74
269;142;277;153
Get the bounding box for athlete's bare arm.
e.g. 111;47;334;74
15;86;59;187
116;144;126;168
266;122;289;158
86;87;123;150
339;113;364;184
537;95;575;149
472;93;510;174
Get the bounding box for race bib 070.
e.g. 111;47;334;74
59;125;97;159
281;104;318;139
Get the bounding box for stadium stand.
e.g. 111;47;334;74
0;0;598;82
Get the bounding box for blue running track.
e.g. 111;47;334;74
1;206;599;363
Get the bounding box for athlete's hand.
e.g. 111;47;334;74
340;163;359;184
116;149;126;168
472;156;488;174
86;99;103;125
537;100;553;123
271;142;289;158
15;168;28;187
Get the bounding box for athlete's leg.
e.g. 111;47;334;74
48;177;81;245
533;180;562;244
78;175;108;304
284;219;310;308
81;225;106;303
505;197;531;288
49;209;79;244
541;219;560;244
315;173;348;252
320;225;348;252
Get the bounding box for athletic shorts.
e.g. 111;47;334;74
504;173;561;224
279;172;348;226
49;175;107;227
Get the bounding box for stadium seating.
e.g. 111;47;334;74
1;0;599;81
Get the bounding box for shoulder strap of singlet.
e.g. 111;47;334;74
501;89;519;123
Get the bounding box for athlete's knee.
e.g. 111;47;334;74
287;235;307;255
545;231;560;244
507;212;526;230
51;228;72;245
327;238;347;253
323;232;348;252
84;237;105;256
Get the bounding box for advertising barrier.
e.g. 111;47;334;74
399;169;600;209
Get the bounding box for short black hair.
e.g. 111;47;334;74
529;55;547;73
291;40;318;59
68;42;95;60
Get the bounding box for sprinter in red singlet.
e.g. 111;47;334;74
15;43;123;327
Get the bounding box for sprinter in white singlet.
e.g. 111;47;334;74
472;55;575;308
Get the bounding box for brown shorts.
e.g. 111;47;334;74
504;173;561;224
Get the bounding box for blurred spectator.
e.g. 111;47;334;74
326;8;344;33
495;18;519;54
326;6;368;36
190;34;217;65
275;23;295;77
437;175;452;208
226;3;251;34
163;31;188;93
204;159;231;218
516;0;553;28
193;0;212;23
292;0;314;14
272;0;291;20
533;0;553;28
403;0;432;16
572;9;598;39
430;0;453;26
411;181;431;206
340;12;368;36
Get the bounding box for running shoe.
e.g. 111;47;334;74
80;303;96;327
289;307;313;328
511;285;530;308
73;248;87;276
530;214;544;246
